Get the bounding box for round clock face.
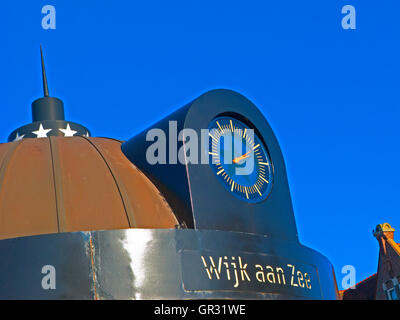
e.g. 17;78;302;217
208;116;273;203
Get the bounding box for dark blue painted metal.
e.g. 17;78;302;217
0;229;338;299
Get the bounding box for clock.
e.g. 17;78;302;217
123;89;299;240
208;116;273;203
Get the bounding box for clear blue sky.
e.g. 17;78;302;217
1;1;399;290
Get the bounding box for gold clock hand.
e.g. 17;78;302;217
232;151;251;164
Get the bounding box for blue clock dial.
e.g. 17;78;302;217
208;116;273;203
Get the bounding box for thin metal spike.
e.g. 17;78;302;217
40;45;49;97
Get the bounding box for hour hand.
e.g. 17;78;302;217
232;151;251;164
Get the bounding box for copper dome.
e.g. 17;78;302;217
0;136;178;240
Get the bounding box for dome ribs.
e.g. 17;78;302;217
49;136;65;232
79;136;136;228
0;136;178;240
0;141;23;235
88;138;179;228
54;137;130;232
0;141;22;192
0;139;59;239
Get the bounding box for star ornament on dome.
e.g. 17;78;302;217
32;124;52;138
59;124;77;137
13;132;25;141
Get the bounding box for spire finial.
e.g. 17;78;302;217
40;45;49;97
7;46;91;141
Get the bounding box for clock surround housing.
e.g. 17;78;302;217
122;89;298;242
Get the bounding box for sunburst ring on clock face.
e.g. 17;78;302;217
208;116;273;203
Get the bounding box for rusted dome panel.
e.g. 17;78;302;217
0;139;58;239
88;138;178;228
0;136;178;240
54;136;131;232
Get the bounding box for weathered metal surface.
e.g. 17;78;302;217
87;138;178;228
0;229;338;299
0;139;59;239
0;137;178;240
55;136;130;231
